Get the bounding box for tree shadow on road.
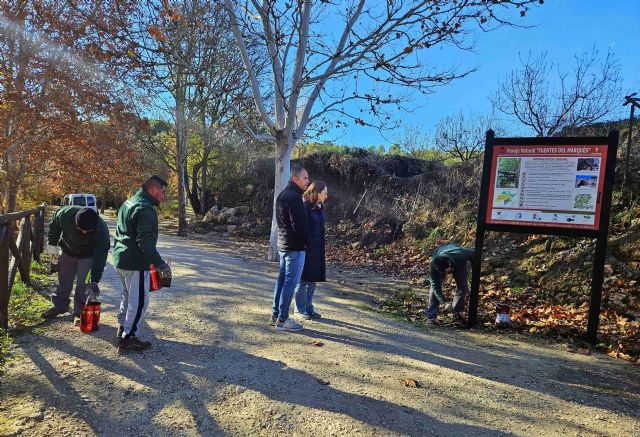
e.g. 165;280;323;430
5;327;513;436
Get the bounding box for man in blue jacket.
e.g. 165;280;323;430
270;165;310;332
427;243;474;325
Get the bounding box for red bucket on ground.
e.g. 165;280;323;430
80;301;101;332
150;264;162;291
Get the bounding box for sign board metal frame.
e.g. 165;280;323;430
468;130;619;344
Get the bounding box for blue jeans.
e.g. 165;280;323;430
294;280;316;314
272;250;305;322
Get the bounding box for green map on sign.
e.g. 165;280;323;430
495;191;517;205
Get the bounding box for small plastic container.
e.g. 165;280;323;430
495;303;511;325
80;301;101;332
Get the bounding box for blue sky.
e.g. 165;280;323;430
334;1;640;148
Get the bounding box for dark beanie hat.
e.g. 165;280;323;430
75;208;99;232
434;255;453;274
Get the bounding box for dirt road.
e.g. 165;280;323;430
1;229;639;436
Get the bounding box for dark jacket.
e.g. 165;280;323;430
47;206;110;283
112;188;163;271
276;181;309;251
301;202;326;282
428;243;474;303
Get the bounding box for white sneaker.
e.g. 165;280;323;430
275;318;303;332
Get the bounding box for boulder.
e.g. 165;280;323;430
223;207;237;218
191;222;208;234
203;206;219;222
235;206;250;215
188;216;204;226
227;225;238;233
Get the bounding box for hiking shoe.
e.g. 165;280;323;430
269;314;278;326
295;311;311;320
275;318;303;332
426;318;440;326
452;311;466;324
116;326;124;340
119;336;151;352
42;307;68;319
309;310;322;319
73;316;81;327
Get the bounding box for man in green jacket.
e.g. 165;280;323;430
113;175;171;352
43;206;110;325
426;243;474;325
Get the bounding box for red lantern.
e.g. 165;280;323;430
80;301;101;332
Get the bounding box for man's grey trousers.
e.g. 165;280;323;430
51;253;92;316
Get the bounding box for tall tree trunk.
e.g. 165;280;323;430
201;146;211;214
268;135;292;261
175;73;188;237
188;163;202;215
4;184;18;214
100;186;107;214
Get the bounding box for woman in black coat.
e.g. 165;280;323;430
294;180;328;319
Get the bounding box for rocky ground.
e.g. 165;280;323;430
1;223;639;436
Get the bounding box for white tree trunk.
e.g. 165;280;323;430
268;136;292;261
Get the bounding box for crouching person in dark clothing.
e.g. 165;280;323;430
426;243;474;325
43;207;110;326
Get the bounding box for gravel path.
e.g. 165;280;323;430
1;229;639;436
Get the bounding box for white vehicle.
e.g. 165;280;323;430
63;193;98;213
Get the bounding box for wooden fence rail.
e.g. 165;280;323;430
0;204;46;330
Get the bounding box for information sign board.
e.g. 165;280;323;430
468;131;619;345
486;144;609;231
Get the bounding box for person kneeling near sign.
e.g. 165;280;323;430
426;243;474;325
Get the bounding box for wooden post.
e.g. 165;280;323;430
624;103;635;187
468;130;494;328
37;206;45;259
20;216;32;284
585;130;619;344
0;204;47;329
8;220;22;293
32;206;44;261
0;224;10;329
623;94;639;189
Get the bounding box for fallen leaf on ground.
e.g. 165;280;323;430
401;379;421;388
310;340;324;347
